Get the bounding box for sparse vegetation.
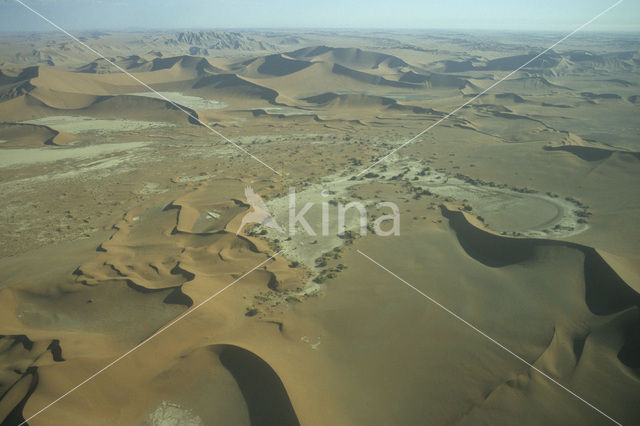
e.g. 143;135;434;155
245;307;259;317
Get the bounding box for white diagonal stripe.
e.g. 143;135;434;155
357;249;623;426
12;0;283;176
19;250;283;426
356;0;625;176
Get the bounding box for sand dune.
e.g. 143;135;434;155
466;92;528;104
144;55;221;75
287;46;409;70
0;30;639;426
193;73;281;104
240;61;395;100
76;55;148;74
302;92;442;116
0;46;482;125
240;54;313;77
0;172;636;424
303;92;398;108
0;122;75;147
330;63;416;88
435;52;562;73
0;69;37;102
0;66;38;85
0;179;309;423
81;95;201;124
474;76;568;93
434;50;638;74
217;345;299;425
2;57;222;100
0;93;199;125
544;132;640;161
399;70;477;89
440;202;640;361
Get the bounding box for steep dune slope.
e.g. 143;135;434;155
287;46;409;70
192;73;281;104
544;132;640;161
0;92;200;125
302;92;442;115
239;54;313;77
0;183;638;425
0;33;639;425
0;122;75;147
0;180;308;424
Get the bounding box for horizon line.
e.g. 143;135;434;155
1;26;639;35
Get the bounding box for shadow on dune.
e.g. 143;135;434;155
217;345;299;426
618;326;640;368
124;279;194;307
543;145;640;162
440;205;640;311
0;334;64;426
440;205;534;267
543;145;613;161
0;366;38;426
582;249;640;315
440;205;640;369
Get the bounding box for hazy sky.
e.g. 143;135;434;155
0;0;638;32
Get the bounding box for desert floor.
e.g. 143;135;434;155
0;29;639;425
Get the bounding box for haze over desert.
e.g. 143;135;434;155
0;0;639;425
